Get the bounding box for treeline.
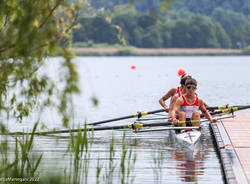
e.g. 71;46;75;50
89;0;250;16
170;0;250;16
73;8;250;48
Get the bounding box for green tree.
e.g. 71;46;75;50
161;24;172;48
188;15;219;48
171;19;191;48
172;0;250;16
0;0;82;127
73;18;91;43
211;8;248;33
74;17;119;44
141;25;163;48
231;23;250;49
214;23;232;48
113;13;140;46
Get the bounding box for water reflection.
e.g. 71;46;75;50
96;125;222;184
165;128;213;183
172;149;204;182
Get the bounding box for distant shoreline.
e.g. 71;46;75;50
72;48;244;56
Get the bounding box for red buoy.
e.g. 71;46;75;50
131;65;136;70
177;68;186;76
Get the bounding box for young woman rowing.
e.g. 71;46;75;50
170;78;217;127
159;73;191;112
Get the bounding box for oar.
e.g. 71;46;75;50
206;104;230;111
87;105;250;126
5;114;235;136
6;120;195;136
5;122;168;136
83;115;233;134
38;121;174;135
136;115;235;133
136;117;169;121
203;105;250;117
206;105;249;111
137;126;200;133
87;109;166;126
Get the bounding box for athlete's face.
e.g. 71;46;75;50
186;85;196;94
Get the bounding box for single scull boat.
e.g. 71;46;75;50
170;129;201;150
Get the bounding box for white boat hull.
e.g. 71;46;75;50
171;129;201;149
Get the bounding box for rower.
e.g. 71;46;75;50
168;75;192;121
171;78;217;127
159;73;190;113
167;76;209;122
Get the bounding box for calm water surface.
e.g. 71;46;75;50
7;56;250;183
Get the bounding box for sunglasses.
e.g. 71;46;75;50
186;86;196;90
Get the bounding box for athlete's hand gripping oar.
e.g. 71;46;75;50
87;109;166;126
201;114;235;123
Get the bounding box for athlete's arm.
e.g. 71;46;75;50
168;94;179;121
203;101;208;107
159;88;176;112
172;97;183;124
199;99;217;123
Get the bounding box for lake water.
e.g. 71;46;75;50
6;56;250;183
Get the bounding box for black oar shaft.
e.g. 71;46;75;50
206;105;247;111
202;105;250;117
206;105;229;111
88;109;165;125
88;116;135;126
35;121;194;135
137;126;200;133
7;121;172;136
7;125;130;136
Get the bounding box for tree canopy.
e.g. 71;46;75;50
0;0;82;127
73;12;236;48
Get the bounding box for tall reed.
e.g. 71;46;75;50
119;131;136;184
66;123;92;184
105;134;116;184
0;122;57;183
95;155;103;184
0;123;138;184
0;122;43;178
151;148;165;184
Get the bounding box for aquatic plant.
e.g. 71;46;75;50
0;123;43;181
151;148;165;184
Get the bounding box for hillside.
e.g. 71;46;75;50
72;0;250;49
90;0;250;16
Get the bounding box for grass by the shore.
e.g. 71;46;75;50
71;43;250;56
